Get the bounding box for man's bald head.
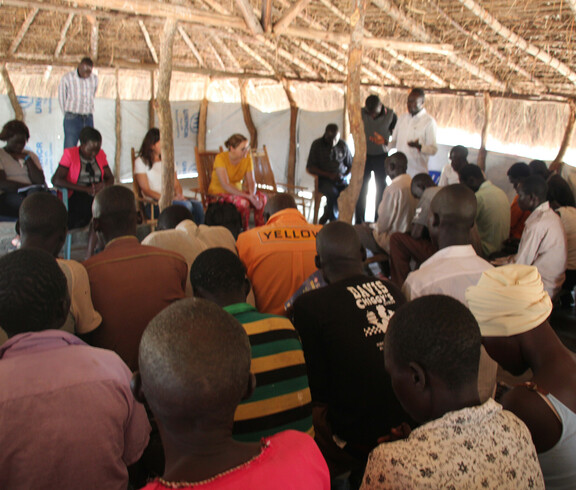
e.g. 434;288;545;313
264;193;297;219
431;184;477;226
430;184;476;249
138;298;251;429
93;185;138;241
316;221;364;282
18;193;68;256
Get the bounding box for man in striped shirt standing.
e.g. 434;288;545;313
58;57;98;149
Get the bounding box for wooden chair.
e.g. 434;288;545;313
193;147;220;208
131;147;158;231
251;145;313;217
306;172;324;225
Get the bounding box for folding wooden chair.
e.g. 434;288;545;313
251;145;313;218
193;147;220;209
131;147;158;231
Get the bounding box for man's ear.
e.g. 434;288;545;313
92;217;102;233
431;212;440;228
131;371;147;404
408;362;427;391
242;372;257;401
315;254;322;270
15;220;20;235
243;277;252;299
360;244;367;262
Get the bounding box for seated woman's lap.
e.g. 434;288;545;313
145;199;204;225
68;192;94;229
209;191;267;230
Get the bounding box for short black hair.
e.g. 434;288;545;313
410;88;425;100
80;57;94;66
0;249;68;336
19;192;67;238
547;174;575;207
204;202;242;239
507;162;530;179
139;297;251;422
458;163;483;182
325;123;339;134
0;119;30;141
79;126;102;145
529;160;549;179
365;94;381;112
157;204;194;231
450;145;468;158
520;175;548;202
190;248;246;296
386;295;481;390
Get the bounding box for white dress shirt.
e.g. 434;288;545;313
511;201;567;300
558;206;576;270
438;163;460;186
390;108;438;177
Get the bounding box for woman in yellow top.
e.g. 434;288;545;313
208;133;267;230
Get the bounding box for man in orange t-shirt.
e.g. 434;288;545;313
236;194;321;315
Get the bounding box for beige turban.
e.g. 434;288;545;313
466;264;552;337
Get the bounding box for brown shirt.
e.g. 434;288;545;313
84;236;187;370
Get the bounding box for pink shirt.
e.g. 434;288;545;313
0;330;150;490
142;430;329;489
58;146;109;194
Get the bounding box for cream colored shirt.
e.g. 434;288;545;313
558;206;576;270
475;180;511;257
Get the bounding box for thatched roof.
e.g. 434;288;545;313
1;0;576;102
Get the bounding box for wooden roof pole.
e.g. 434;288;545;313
0;64;24;121
550;100;576;173
148;71;155;129
157;18;178;211
477;92;492;171
114;67;122;177
9;8;39;55
234;0;264;35
87;15;99;61
197;78;210;153
274;0;312;34
178;26;205;67
338;0;367;224
457;0;576;86
139;20;159;64
54;13;74;57
261;0;273;33
240;80;258;149
281;78;298;187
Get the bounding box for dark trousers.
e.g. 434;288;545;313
63;112;94;149
318;177;347;224
0;192;25;218
389;232;438;288
355;153;387;224
68;191;94;229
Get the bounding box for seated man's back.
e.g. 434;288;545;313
237;195;321;315
0;249;150;490
84;186;187;370
84;237;186;370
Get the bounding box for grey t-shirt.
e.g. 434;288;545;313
412;186;441;226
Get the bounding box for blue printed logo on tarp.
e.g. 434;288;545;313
17;97;53;114
174;109;199;138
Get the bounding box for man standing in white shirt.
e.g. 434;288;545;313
389;88;438;177
58;57;98;149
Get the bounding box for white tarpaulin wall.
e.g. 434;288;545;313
3;94;570;205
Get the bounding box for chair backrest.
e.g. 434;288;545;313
251;145;278;194
194;147;220;208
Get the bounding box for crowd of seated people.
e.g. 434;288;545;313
2;118;576;490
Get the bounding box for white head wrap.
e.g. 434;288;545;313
465;264;552;337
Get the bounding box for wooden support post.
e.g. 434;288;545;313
1;64;24;121
477;92;492;171
261;0;273;33
157;18;177;212
240;80;258;149
550;100;576;173
197;78;210;152
148;71;155;128
87;15;99;61
281;78;298;187
114;67;122;177
337;0;367;223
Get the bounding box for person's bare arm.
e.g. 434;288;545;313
174;173;185;200
52;165;93;194
307;165;338;180
0;169;26;192
25;156;47;186
135;173;161;200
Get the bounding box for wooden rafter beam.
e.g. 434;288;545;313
261;0;273;33
457;0;576;86
431;2;545;91
319;0;447;86
178;25;204;66
234;0;264;35
10;8;39;55
211;35;242;71
206;40;226;71
237;40;274;73
569;0;576;17
274;0;312;34
139;19;159;64
66;0;247;30
54;13;74;57
86;15;99;61
372;0;505;90
281;26;452;55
